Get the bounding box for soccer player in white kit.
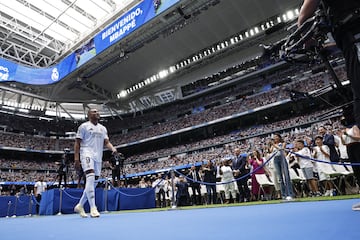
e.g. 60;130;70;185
74;108;117;218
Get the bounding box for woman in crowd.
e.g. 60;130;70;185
270;133;294;201
248;150;266;200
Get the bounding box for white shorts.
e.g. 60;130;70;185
80;154;102;176
302;167;314;180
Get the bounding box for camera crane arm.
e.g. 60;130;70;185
262;9;344;92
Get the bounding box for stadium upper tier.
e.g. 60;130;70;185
0;0;302;119
0;62;349;153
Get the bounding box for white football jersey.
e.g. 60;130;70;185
296;147;313;168
76;121;109;162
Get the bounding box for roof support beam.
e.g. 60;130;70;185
57;103;76;121
78;80;116;101
25;0;80;42
103;104;123;119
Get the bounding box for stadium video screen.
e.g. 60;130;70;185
0;0;180;85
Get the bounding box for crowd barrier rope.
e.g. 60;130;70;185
108;177;164;198
284;148;360;166
173;151;278;186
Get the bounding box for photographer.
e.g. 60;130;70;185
57;150;70;188
298;0;360;210
108;153;124;187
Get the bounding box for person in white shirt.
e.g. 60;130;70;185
334;129;349;162
34;176;47;214
341;125;360;210
152;173;166;208
220;159;237;204
74;108;117;218
294;139;320;197
138;178;148;188
313;136;334;197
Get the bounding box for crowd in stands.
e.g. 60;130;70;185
123;109;328;165
0;132;58;150
102;115;357;206
103;63;314;133
0;158;59;192
118;114;342;175
180;54;297;97
98;65;346;145
1;111;355;199
0;113;77;136
0;64;347;152
1;57;357;204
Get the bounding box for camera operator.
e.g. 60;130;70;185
57;150;70;188
298;0;360;210
108;153;124;187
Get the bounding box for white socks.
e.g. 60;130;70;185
85;173;96;208
78;173;96;208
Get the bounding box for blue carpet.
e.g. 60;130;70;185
1;199;359;240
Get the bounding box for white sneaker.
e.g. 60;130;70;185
352;202;360;211
285;196;293;201
74;204;88;218
90;207;100;218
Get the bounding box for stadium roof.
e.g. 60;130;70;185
0;0;137;66
0;0;301;120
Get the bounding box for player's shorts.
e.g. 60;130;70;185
302;167;314;180
80;154;102;176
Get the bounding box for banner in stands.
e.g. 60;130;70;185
0;0;180;85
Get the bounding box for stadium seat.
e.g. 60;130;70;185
255;174;274;200
289;168;308;197
332;164;358;195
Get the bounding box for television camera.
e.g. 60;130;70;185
109;152;126;187
260;7;353;118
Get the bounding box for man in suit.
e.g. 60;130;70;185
176;176;190;206
57;152;69;188
187;165;202;205
232;148;250;202
318;126;340;162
